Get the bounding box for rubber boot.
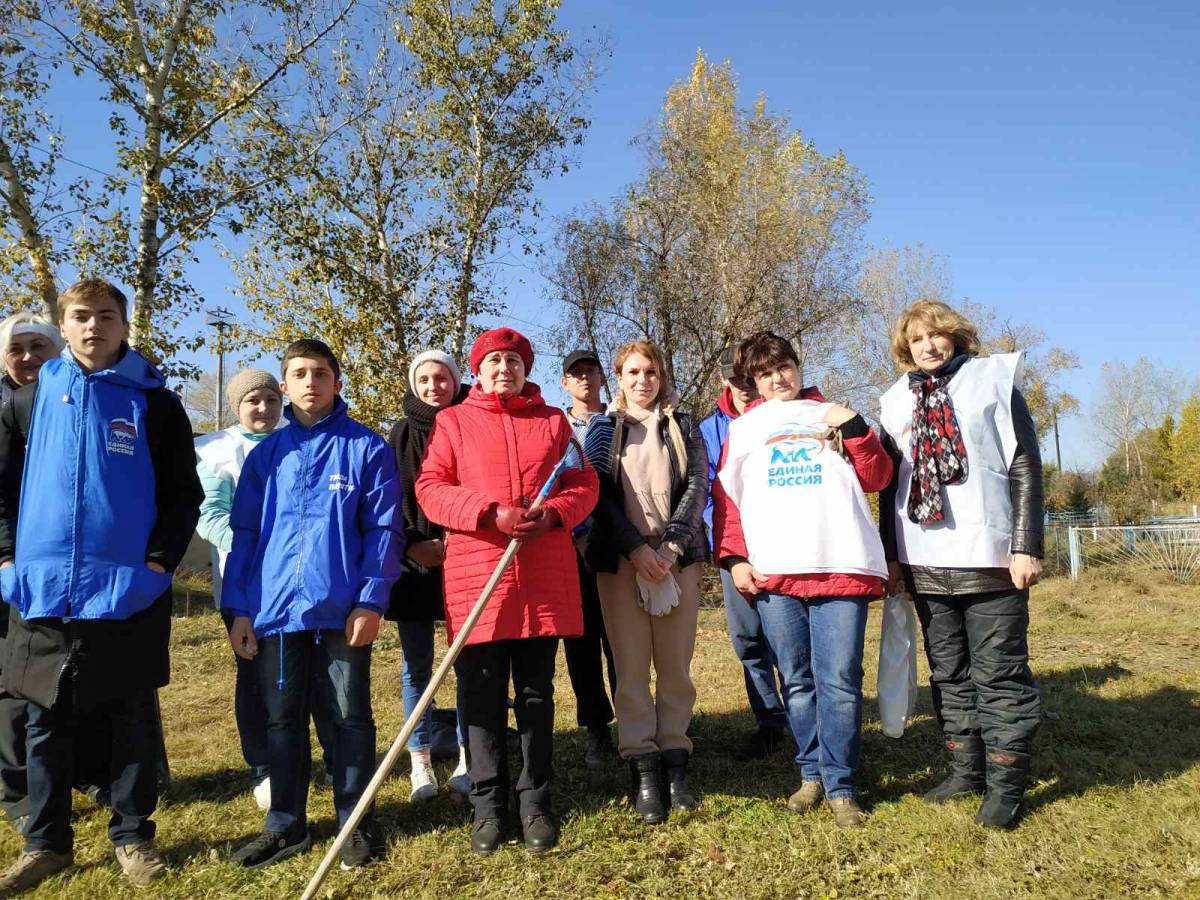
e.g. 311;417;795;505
661;749;699;812
628;752;666;824
975;749;1032;829
923;735;986;804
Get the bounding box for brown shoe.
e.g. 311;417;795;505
786;781;824;813
827;796;864;828
115;841;167;887
0;849;73;897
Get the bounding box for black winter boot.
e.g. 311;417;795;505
661;749;699;812
975;749;1032;829
628;753;666;824
923;736;986;804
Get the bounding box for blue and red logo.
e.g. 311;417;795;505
765;423;826;464
107;417;138;456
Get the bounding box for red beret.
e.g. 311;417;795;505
469;327;535;375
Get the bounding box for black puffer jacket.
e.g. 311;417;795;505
585;408;708;574
879;387;1044;596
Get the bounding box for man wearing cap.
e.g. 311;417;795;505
560;350;618;767
699;348;788;758
194;368;334;810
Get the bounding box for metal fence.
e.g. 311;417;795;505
1065;522;1200;584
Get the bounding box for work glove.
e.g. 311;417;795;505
483;504;526;537
512;506;561;540
636;570;681;616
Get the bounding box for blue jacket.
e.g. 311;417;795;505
221;398;404;637
698;386;739;552
0;348;199;621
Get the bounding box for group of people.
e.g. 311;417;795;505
0;278;1044;896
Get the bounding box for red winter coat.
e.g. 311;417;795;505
415;381;599;644
712;390;893;599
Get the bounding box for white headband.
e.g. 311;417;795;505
9;323;60;343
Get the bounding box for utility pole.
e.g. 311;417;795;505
206;309;235;430
1053;406;1063;471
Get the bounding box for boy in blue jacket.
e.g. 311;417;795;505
223;339;402;871
0;280;202;895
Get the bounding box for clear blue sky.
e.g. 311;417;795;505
502;0;1199;471
37;0;1200;469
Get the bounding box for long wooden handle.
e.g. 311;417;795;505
300;534;523;899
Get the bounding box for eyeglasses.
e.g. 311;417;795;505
565;369;602;380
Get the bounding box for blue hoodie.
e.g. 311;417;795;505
221;397;404;637
0;348;175;620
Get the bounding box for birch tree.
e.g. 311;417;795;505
1;0;354;365
398;0;597;357
552;52;870;411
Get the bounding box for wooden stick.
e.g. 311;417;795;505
301;446;579;899
300;536;520;900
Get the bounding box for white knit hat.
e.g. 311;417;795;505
408;350;462;394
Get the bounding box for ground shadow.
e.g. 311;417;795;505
157;662;1199;848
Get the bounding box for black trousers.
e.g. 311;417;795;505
913;588;1041;755
0;691;28;823
561;560;616;729
456;637;558;820
25;678;159;853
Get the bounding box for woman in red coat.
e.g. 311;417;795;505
415;327;598;856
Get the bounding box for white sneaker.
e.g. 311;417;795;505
409;750;438;803
252;776;271;811
447;747;471;801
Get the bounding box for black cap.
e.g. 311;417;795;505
720;346;737;380
562;348;602;376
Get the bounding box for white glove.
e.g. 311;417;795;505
635;571;681;616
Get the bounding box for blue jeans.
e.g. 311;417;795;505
255;629;375;833
397;620;466;751
756;594;869;799
222;612;336;783
24;681;158;853
720;569;787;732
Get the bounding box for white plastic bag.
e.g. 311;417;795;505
877;593;918;738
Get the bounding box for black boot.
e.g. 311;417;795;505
976;749;1032;829
628;753;666;824
923;736;986;804
661;749;699;812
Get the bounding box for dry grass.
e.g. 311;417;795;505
1;573;1198;899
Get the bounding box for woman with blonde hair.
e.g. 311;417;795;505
878;299;1043;829
584;340;708;825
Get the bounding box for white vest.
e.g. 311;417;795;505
718;399;887;578
879;353;1023;568
194;425;264;603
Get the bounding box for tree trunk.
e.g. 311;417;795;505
450;233;477;358
0;136;59;319
129;84;166;351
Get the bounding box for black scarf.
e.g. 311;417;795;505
906;353;971;526
393;383;469;541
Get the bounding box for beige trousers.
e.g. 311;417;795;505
597;558;701;757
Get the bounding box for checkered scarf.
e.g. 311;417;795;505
907;356;970;526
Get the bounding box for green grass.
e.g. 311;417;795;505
3;572;1198;899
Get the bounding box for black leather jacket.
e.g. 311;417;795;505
879;387;1044;596
585;409;709;574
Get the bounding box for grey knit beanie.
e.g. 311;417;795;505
226;368;282;412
